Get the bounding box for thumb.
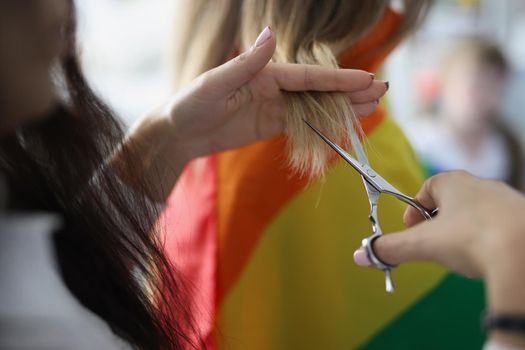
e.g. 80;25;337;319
208;26;276;91
354;221;438;267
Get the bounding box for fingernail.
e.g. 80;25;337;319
384;81;390;91
255;26;272;47
369;73;375;79
353;248;372;267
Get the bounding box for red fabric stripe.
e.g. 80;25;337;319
162;156;219;348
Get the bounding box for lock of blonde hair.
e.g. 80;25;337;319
172;0;431;177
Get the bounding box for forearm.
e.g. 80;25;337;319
111;106;190;203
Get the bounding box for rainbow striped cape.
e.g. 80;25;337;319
160;8;485;349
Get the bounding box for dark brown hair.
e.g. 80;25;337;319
0;2;200;349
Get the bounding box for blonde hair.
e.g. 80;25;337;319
172;0;430;177
441;37;509;77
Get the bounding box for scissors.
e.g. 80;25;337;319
303;119;438;293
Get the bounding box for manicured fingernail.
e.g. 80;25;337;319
353;248;372;267
384;81;390;91
255;26;272;47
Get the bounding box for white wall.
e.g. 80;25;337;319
76;0;175;125
384;0;525;139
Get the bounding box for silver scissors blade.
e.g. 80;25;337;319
303;119;437;294
302;119;436;220
302;119;395;193
303;119;397;293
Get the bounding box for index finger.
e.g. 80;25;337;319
270;64;374;92
403;174;443;227
404;172;473;227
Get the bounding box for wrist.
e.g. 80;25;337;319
489;331;525;349
166;97;203;161
486;282;525;348
134;107;190;166
486;245;525;312
118;105;191;202
485;236;525;348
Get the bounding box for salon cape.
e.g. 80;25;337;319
161;9;487;350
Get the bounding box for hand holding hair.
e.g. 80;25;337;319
167;26;386;160
354;171;525;348
120;26;386;201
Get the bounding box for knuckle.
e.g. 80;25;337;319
226;86;253;111
195;70;213;89
243;85;254;104
454;170;472;178
425;174;439;188
445;170;474;184
423;174;445;197
234;51;249;64
303;66;314;90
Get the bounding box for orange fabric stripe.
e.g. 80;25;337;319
337;8;402;71
217;109;385;301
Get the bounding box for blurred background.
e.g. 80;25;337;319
77;0;525;187
76;0;174;124
385;0;525;129
384;0;525;186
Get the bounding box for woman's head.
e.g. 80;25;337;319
0;0;68;131
440;37;509;133
173;0;430;176
0;1;199;349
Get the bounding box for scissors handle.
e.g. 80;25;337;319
362;234;397;293
386;191;438;220
363;190;437;294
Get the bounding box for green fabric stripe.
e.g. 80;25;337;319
358;274;486;350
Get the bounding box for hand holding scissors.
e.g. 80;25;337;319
304;119;438;293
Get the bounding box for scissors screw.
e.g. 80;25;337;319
366;169;376;178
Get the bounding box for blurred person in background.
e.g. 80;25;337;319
407;37;524;190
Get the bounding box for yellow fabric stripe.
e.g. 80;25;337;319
217;117;447;349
